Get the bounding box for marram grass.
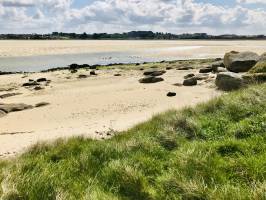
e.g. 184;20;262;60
1;83;266;200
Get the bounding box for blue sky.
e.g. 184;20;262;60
0;0;265;34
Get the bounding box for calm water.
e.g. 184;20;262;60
1;40;266;72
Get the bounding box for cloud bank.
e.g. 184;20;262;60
0;0;265;34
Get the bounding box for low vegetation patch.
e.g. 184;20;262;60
249;61;266;74
1;84;266;200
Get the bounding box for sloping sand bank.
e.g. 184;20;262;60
0;66;220;157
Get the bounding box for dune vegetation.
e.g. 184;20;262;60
0;83;266;200
249;61;266;74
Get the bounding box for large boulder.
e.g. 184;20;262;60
139;76;164;83
215;72;244;91
224;51;259;73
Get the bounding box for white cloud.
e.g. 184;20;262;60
237;0;266;4
0;0;265;34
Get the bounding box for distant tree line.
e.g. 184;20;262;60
0;31;265;40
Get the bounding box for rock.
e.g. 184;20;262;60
143;69;166;76
183;77;197;86
199;67;212;73
136;63;140;66
90;71;97;76
35;102;50;108
114;74;122;76
22;81;40;87
224;51;259;73
78;74;88;79
184;73;195;79
195;73;209;80
167;92;176;97
215;67;228;73
0;93;21;99
139;76;164;83
166;67;173;70
34;86;44;90
139;68;144;71
215;58;222;61
177;67;193;70
215;72;244;91
36;78;47;82
211;61;225;72
0;103;33;113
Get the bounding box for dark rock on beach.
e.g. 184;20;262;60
35;102;50;108
22;81;40;87
183;77;197;86
0;103;33;113
167;92;176;97
36;78;47;82
143;69;166;76
184;73;195;79
139;76;164;84
199;67;212;73
90;71;97;76
0;93;21;99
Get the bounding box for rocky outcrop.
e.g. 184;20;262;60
215;72;244;91
224;51;259;73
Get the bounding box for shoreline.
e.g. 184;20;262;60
0;58;221;158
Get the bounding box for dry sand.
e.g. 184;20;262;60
0;67;221;157
1;40;266;58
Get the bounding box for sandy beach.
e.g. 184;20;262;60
0;61;221;157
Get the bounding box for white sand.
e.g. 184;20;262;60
0;68;220;157
0;40;266;58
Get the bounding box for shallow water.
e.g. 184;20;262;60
1;40;266;72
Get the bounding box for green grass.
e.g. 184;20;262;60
249;61;266;74
1;84;266;200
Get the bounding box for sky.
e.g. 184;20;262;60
0;0;265;35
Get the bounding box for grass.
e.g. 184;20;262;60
249;61;266;74
1;83;266;200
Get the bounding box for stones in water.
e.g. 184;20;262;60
139;76;164;84
224;51;259;73
143;69;166;76
215;72;244;91
183;77;197;86
199;67;212;73
167;92;176;97
184;73;195;79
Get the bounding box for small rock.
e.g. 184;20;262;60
167;92;176;97
0;93;21;99
184;73;195;79
143;69;166;76
199;67;212;73
139;76;164;84
166;67;173;70
216;67;228;73
0;103;33;113
114;74;122;76
22;81;40;87
78;74;88;79
195;73;209;80
90;71;97;76
177;67;193;70
173;83;183;87
34;86;44;90
35;102;50;107
183;77;197;86
36;78;47;82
